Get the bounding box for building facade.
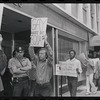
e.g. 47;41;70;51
0;3;100;96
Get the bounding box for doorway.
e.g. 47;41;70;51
1;7;31;96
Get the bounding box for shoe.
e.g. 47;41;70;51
92;91;97;94
85;92;91;95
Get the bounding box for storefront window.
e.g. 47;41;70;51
58;33;79;95
58;35;73;86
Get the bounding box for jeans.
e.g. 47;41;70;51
35;82;51;97
67;76;78;97
13;77;29;97
0;90;4;97
97;77;100;90
29;80;36;96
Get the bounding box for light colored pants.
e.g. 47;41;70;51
86;73;97;92
0;76;4;92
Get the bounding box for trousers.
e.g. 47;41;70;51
67;76;78;97
86;73;97;92
35;82;51;97
29;80;36;96
13;76;29;97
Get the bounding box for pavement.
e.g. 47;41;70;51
62;85;100;97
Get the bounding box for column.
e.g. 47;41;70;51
98;4;100;34
78;4;83;22
87;4;91;28
52;27;55;96
94;4;97;32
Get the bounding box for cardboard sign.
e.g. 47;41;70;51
56;61;77;77
77;53;87;66
30;18;48;47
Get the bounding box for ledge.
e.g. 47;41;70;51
44;4;99;36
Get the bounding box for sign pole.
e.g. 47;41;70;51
61;75;62;97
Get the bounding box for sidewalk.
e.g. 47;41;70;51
62;85;100;97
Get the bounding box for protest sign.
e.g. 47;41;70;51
56;61;77;77
30;18;48;47
56;62;66;76
77;53;87;67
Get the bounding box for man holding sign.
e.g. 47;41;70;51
28;35;53;97
66;50;82;97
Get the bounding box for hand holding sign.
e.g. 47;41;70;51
77;53;88;67
42;34;48;44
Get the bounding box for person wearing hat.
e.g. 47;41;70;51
8;47;31;97
0;34;7;96
28;35;53;97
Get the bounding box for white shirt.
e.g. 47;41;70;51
66;58;82;77
92;58;99;73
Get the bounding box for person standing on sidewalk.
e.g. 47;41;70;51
85;53;97;95
92;51;99;86
28;35;53;97
66;50;82;97
8;47;31;97
0;34;7;96
95;50;100;91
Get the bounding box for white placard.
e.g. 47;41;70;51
56;61;77;77
30;18;48;47
77;53;87;66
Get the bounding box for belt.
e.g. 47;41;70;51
36;82;50;86
36;81;50;85
14;76;29;82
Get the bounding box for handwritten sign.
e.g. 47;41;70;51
56;61;77;77
77;53;87;67
30;18;48;47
